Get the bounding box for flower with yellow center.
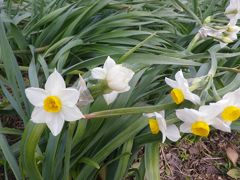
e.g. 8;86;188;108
144;111;181;143
176;108;214;137
25;70;84;136
165;70;200;105
199;88;240;133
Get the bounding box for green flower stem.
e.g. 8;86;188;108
88;80;109;98
186;33;200;52
0;64;83;75
13;46;49;54
118;32;157;63
63;122;76;180
84;103;178;119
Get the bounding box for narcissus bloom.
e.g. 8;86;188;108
25;70;84;136
176;108;213;137
199;24;240;48
225;0;240;25
165;70;200;105
91;56;134;105
145;111;181;143
199;88;240;132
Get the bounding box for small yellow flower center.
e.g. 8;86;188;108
221;106;240;122
191;121;210;137
43;96;62;112
170;88;184;104
148;118;160;134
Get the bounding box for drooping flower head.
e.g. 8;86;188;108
91;56;135;105
25;70;84;136
165;70;200;105
225;0;240;25
199;24;240;48
144;111;181;143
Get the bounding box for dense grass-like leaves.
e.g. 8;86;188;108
0;0;240;179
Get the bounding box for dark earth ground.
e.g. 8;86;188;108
0;113;239;179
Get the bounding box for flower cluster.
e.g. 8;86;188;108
145;70;240;142
199;0;240;47
25;57;135;136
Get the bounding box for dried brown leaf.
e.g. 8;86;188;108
226;147;239;166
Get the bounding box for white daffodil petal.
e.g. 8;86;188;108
107;65;134;92
103;56;116;71
25;87;47;107
165;125;181;142
31;107;48;123
184;90;200;105
103;91;119;105
175;70;189;86
58;88;80;107
45;70;66;94
91;67;106;80
61;105;84;121
165;77;177;88
176;109;200;123
154;112;167;143
212;118;231;133
180;123;192;133
199;102;226;120
46;113;65;136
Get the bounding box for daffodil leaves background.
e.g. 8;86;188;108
0;0;240;179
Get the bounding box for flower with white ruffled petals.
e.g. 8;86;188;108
145;111;181;143
225;0;240;25
165;70;200;105
199;88;240;133
91;56;135;105
25;70;84;136
176;108;214;137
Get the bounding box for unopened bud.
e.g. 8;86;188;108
204;16;212;24
222;36;233;43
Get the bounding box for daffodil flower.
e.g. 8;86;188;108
176;108;214;137
199;88;240;132
199;24;240;47
225;0;240;25
145;111;181;143
25;70;84;136
165;70;200;105
220;24;240;47
199;25;224;39
91;56;135;105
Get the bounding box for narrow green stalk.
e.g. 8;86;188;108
63;122;76;180
174;0;202;25
187;33;200;52
118;32;157;63
13;46;49;54
218;66;240;73
84;103;177;119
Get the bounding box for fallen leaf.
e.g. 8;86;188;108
226;147;239;166
227;169;240;179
